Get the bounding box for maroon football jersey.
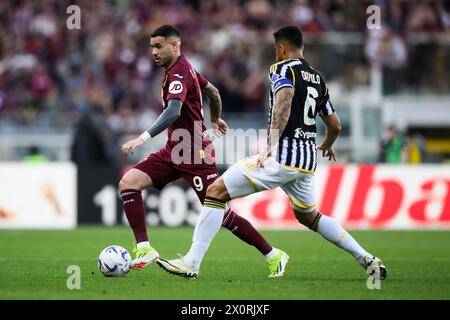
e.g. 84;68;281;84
161;55;214;165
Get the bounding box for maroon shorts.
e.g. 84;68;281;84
134;147;219;204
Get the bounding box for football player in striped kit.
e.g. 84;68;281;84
158;26;387;281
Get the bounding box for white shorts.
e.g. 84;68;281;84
222;155;316;213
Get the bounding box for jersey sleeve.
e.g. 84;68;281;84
196;70;208;88
270;65;295;94
166;70;188;103
318;84;336;117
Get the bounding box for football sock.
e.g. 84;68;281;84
136;241;150;249
264;248;279;260
315;213;370;267
120;189;148;244
222;209;273;256
184;197;226;270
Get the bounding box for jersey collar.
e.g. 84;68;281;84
166;54;184;72
277;58;298;64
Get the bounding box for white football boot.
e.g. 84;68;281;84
364;256;388;280
157;254;198;279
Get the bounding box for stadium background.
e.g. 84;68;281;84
1;0;450;300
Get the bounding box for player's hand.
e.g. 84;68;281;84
256;149;272;168
121;137;145;157
317;144;336;161
212;118;229;137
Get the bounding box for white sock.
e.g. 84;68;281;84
184;204;225;270
264;248;279;260
137;241;150;249
316;214;371;267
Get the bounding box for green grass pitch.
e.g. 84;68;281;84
1;226;450;299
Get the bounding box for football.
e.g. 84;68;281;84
98;245;131;277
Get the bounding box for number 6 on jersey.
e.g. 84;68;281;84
304;86;318;126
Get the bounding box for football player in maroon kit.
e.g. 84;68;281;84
119;25;288;276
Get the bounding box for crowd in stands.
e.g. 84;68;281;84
0;0;449;134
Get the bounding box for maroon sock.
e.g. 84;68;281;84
120;189;148;243
222;209;273;255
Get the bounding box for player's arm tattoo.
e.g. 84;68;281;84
146;99;182;138
268;87;294;151
202;82;222;122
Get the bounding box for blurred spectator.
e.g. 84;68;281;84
380;126;406;163
407;132;426;164
70;82;118;166
439;0;450;30
386;0;407;35
365;25;408;94
22;146;47;164
408;0;442;32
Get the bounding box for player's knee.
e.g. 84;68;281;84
294;209;320;230
119;173;142;192
206;178;229;201
119;176;134;192
205;180;222;198
119;169;153;192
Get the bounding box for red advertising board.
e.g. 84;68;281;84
230;165;450;229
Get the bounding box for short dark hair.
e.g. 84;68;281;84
150;25;181;39
273;26;303;48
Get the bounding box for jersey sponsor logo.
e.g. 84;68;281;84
294;128;317;139
169;80;183;94
206;173;218;180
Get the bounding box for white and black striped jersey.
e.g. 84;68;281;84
268;58;335;172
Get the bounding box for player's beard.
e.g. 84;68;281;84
157;55;173;68
154;57;163;66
